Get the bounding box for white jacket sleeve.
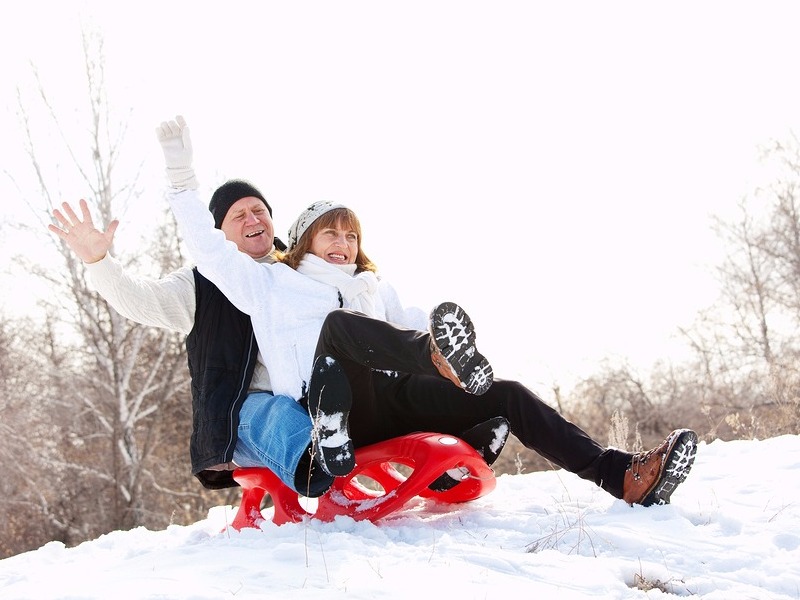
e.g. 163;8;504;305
166;188;276;318
85;254;196;335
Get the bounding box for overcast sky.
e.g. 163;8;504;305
2;1;800;394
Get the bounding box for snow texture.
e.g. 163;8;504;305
1;436;799;599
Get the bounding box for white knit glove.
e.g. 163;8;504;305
155;115;198;189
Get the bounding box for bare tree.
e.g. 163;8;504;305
638;135;800;442
713;202;778;371
695;136;800;433
0;316;54;557
0;27;202;556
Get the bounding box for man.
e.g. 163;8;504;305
49;182;336;496
50;187;507;499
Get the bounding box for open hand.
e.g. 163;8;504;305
48;199;118;264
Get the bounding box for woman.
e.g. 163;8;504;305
281;201;504;491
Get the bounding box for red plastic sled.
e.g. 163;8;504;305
229;432;496;530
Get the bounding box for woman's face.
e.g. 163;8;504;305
309;222;358;265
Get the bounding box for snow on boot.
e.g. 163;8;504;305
307;355;355;477
622;428;698;506
429;301;493;395
428;416;510;492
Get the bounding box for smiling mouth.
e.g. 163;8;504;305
328;253;347;262
245;230;265;238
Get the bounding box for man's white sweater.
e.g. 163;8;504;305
85;243;276;392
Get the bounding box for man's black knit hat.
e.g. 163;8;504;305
208;179;272;228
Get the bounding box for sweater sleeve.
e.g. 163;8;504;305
166;188;274;318
85;254;196;335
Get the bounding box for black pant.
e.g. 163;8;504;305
315;309;633;499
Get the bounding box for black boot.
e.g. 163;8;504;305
428;416;510;492
307;355;355;477
294;447;335;498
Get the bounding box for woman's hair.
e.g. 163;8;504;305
280;207;377;273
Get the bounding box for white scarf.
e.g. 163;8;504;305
297;253;379;317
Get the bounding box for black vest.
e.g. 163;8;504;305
186;269;259;489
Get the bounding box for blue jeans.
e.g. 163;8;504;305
233;392;313;491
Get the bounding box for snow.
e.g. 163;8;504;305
2;435;798;599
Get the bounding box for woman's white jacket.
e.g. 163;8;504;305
167;188;426;401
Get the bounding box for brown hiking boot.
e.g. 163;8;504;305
622;429;698;506
429;302;493;395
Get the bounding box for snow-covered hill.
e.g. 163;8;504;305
1;435;798;599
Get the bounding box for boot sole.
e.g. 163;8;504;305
429;302;494;395
307;355;355;477
642;429;698;507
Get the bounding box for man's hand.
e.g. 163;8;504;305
48;199;118;264
155;115;198;189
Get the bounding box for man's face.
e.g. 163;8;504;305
220;197;274;259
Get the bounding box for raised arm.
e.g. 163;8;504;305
48;198;196;334
155;115;277;318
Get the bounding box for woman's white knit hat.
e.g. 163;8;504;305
287;201;346;250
